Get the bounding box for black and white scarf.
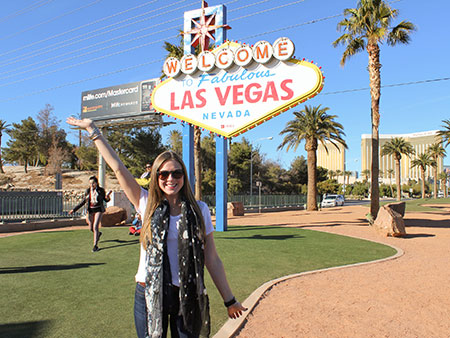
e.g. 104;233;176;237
144;200;210;338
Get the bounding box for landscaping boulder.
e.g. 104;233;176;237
101;206;127;227
227;201;244;216
385;201;406;217
373;205;406;237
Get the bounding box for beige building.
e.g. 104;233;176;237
361;130;444;183
317;141;346;182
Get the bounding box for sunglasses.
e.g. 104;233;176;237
157;169;184;180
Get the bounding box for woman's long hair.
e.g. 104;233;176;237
140;151;206;248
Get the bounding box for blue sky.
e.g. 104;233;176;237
0;0;449;172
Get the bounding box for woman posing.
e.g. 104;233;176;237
69;175;111;252
66;117;246;338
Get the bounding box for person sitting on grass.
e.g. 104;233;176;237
129;213;142;236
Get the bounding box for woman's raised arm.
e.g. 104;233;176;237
66;117;141;209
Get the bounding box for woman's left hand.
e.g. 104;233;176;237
227;301;247;319
66;117;94;130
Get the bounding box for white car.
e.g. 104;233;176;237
321;194;345;208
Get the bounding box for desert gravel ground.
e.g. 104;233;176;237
226;205;450;338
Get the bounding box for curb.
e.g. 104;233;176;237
213;232;404;338
0;218;87;234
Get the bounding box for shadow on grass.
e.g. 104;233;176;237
227;218;371;231
224;226;285;232
99;238;139;251
0;320;52;338
219;234;303;240
0;263;105;274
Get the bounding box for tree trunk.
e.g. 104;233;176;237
194;126;202;201
306;138;318;211
433;163;438;199
0;136;4;174
421;168;426;199
367;42;381;218
395;159;401;201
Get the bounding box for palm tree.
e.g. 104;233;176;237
411;153;435;199
0;120;11;173
361;169;371;196
328;169;336;180
163;39;203;199
333;0;415;217
427;143;446;199
335;169;343;184
381;137;414;201
278;105;347;211
386;168;395;197
344;170;352;185
437;119;450;147
361;169;370;182
438;171;448;198
167;130;183;156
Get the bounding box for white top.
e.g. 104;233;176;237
134;188;214;285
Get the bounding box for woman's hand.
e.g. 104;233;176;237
66;117;94;131
227;301;247;319
68;209;73;215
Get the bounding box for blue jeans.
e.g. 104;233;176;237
134;283;198;338
134;283;148;338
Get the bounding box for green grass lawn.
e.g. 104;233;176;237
0;225;396;337
381;197;450;212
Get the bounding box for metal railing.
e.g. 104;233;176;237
0;191;306;222
0;191;86;222
203;194;307;209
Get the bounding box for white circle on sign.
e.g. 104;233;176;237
180;54;198;75
252;40;273;64
197;51;215;72
215;48;234;69
273;37;295;61
234;45;253;67
163;57;181;78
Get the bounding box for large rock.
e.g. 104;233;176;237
385;201;406;217
101;206;127;227
373;205;406;237
227;201;244;216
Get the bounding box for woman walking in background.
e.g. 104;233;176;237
66;117;246;338
69;176;111;252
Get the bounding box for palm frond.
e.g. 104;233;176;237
388;20;416;45
437;119;450;147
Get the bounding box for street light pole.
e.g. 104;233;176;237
256;181;262;213
343;162;346;196
249;136;273;203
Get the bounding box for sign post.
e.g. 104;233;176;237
182;2;230;230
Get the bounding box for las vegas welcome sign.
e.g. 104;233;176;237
151;38;324;138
